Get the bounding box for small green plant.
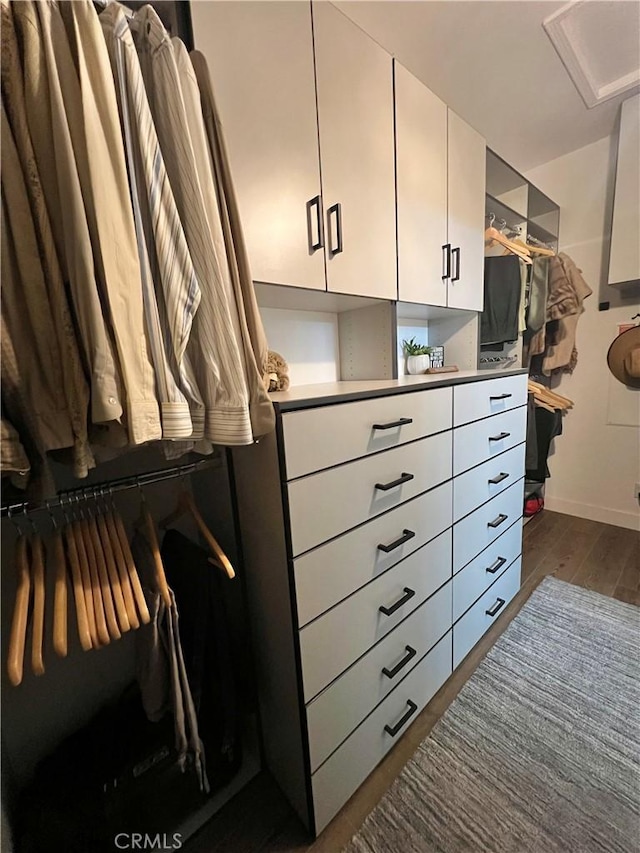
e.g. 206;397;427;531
402;337;432;356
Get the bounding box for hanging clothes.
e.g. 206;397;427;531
100;3;205;442
51;0;162;445
10;0;129;444
131;531;209;794
190;49;276;439
527;253;592;376
480;255;522;346
161;529;242;793
1;0;93;478
133;5;254;446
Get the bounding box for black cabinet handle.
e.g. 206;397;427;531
451;247;461;282
486;597;506;618
488;513;508;529
489;432;510;442
382;645;417;679
486;556;507;575
488;472;509;485
372;417;413;431
327;202;343;257
377;529;416;554
306;195;323;252
442;243;451;280
375;472;414;492
490;393;512;401
379;586;416;617
384;699;418;737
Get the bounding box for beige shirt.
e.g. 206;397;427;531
11;0;126;438
57;0;161;444
1;0;94;478
183;47;276;440
135;6;254;446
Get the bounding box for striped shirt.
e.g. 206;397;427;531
100;4;204;440
134;5;254;446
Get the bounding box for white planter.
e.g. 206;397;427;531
405;354;430;375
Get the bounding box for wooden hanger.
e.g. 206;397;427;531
160;489;235;579
528;379;573;410
84;497;121;642
61;499;92;652
72;500;106;647
104;505;139;629
51;525;68;658
30;530;45;676
7;527;31;686
485;227;533;264
136;485;172;608
96;493;130;634
111;505;150;625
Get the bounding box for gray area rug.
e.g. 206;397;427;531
345;578;640;852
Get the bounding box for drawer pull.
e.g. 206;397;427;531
488;432;510;442
486;556;507;574
379;586;416;616
487;513;508;529
490;393;512;401
382;645;417;679
488;472;509;485
485;597;506;618
372;417;413;431
384;699;418;737
377;528;416;553
375;472;414;492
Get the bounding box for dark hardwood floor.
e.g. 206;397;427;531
185;510;640;853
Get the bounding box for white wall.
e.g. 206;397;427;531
525;136;640;530
261;307;341;387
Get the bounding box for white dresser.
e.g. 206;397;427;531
230;370;528;834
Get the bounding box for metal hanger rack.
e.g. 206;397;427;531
1;456;220;520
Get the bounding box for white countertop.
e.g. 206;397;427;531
269;369;527;411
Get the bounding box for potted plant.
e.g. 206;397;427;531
402;338;433;375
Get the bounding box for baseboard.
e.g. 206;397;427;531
543;496;640;531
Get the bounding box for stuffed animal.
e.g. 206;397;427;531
265;350;290;392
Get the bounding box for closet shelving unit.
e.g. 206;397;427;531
481;149;560;374
482;150;560;519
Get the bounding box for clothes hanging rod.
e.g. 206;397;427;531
1;456;220;519
486;212;522;236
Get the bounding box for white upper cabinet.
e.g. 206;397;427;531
191;1;326;290
395;62;448;306
395;64;485;311
609;94;640;286
313;2;397;300
446;110;486;311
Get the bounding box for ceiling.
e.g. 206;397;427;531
335;0;640;173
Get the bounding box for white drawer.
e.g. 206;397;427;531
288;430;452;556
453;374;527;427
453;556;521;668
306;582;451;772
300;530;451;702
453;442;526;522
453;478;523;573
312;631;452;833
282;387;452;479
453;406;526;476
453;520;522;620
294;481;452;627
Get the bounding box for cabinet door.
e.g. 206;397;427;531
609;94;640;285
191;1;326;290
395;62;448;306
447;110;486;310
313;2;396;299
